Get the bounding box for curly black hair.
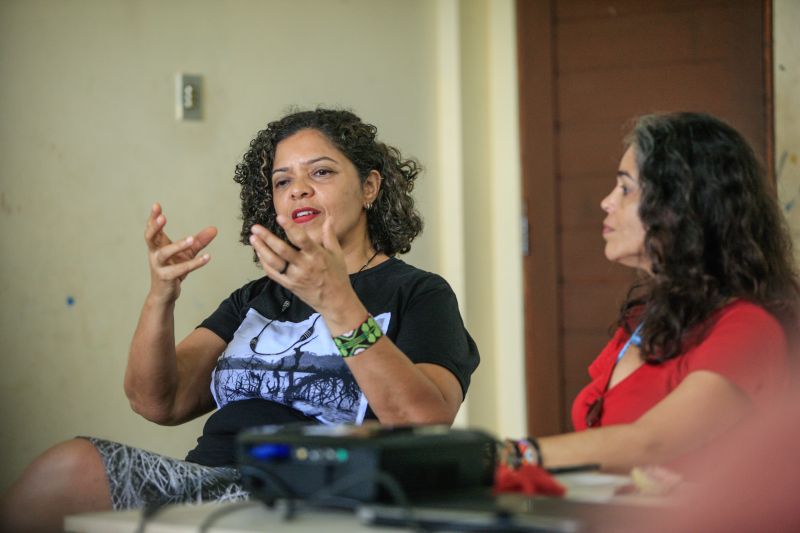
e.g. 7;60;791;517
618;112;800;362
233;108;423;257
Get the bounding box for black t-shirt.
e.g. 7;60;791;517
185;257;480;466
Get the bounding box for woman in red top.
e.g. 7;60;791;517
530;112;799;473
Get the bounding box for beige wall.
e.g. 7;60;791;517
0;0;526;490
776;0;800;257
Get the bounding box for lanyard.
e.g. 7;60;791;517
591;323;645;427
615;323;643;365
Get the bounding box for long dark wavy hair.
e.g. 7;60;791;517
233;108;423;257
618;112;800;363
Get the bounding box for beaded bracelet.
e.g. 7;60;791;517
332;314;383;357
518;437;542;467
497;437;542;470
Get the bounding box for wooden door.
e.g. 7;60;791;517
518;0;773;435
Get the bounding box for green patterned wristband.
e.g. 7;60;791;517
333;315;383;357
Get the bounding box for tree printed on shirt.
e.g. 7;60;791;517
213;311;363;423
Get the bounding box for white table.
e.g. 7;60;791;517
65;472;658;532
65;500;392;533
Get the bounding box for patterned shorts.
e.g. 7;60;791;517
83;437;250;511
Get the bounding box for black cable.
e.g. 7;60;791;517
304;468;423;531
237;464;296;506
132;500;168;533
132;467;248;533
373;471;423;531
196;500;261;533
248;298;293;353
306;470;381;508
240;463;423;529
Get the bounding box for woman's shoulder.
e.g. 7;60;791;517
684;300;790;403
358;257;451;290
708;300;783;333
353;258;459;314
698;300;787;358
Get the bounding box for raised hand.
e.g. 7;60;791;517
248;215;362;329
144;203;218;304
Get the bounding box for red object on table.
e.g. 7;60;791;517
494;463;566;496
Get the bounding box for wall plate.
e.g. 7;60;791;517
175;73;202;121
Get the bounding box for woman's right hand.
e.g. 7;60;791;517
145;203;217;304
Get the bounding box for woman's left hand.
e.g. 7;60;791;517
249;215;364;328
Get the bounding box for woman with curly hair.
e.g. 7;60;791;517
507;112;798;475
1;108;479;531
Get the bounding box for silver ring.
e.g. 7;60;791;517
279;261;289;275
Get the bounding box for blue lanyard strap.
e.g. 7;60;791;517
615;323;643;365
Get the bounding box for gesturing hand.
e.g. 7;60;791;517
145;203;218;304
249;215;361;326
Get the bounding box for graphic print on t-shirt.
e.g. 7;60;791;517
211;309;390;425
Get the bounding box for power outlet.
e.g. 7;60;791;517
175;73;203;121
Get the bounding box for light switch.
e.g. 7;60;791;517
175;73;203;121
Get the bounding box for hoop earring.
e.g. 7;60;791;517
364;202;372;211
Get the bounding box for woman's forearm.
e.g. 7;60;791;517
123;293;180;423
320;295;462;425
344;337;461;425
539;425;661;473
539;371;752;472
128;205;219;423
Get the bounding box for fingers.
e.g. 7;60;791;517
250;217;343;286
253;216;355;313
321;215;342;254
150;235;211;282
155;252;211;281
144;203;171;251
189;226;218;256
276;214;316;251
250;235;286;276
144;204;217;257
250;225;299;276
143;204;215;300
152;235;199;267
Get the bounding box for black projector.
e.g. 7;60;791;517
237;423;496;505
